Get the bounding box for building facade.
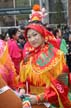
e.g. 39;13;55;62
0;0;71;27
0;0;14;26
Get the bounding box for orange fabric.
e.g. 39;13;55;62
0;40;17;89
21;44;66;87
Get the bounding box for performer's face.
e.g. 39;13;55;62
27;29;45;48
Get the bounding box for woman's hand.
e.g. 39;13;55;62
19;88;25;96
29;93;44;104
29;95;38;105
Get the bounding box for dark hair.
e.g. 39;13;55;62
0;32;9;40
19;35;25;40
57;24;61;29
46;27;53;33
53;29;59;37
20;25;25;30
8;28;18;39
0;34;3;39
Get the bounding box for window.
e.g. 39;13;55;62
16;0;30;7
48;0;68;24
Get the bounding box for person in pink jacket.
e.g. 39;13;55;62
8;28;23;75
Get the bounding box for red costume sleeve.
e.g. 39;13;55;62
44;86;59;106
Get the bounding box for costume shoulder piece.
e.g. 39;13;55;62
31;44;58;70
20;44;65;86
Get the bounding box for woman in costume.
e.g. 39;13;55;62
8;28;23;75
53;29;68;55
19;21;70;108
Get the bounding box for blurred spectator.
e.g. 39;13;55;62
0;32;10;41
53;29;68;55
18;34;26;49
57;24;61;29
66;32;71;72
7;28;23;75
63;24;70;42
46;27;54;34
19;25;25;35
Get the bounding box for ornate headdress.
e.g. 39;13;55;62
29;4;43;22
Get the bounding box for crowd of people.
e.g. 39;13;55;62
0;4;71;108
